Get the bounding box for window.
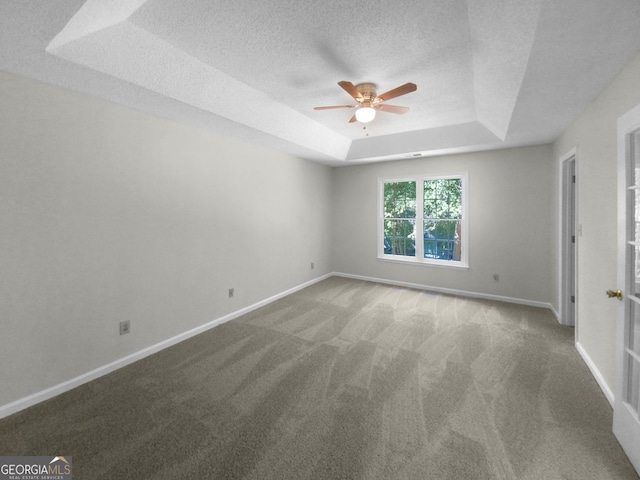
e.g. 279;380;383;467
379;174;468;268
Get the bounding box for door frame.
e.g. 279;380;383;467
560;148;578;327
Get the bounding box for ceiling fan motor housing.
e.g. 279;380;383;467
356;83;377;105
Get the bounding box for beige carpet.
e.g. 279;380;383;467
1;277;638;479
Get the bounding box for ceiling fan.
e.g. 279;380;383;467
314;81;417;124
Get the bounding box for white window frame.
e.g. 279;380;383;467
378;173;469;269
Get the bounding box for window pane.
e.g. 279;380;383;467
424;178;462;219
631;301;640;356
633;130;640;182
384;182;416;218
626;354;640;413
424;220;461;261
384;219;416;256
634;243;640;298
423;178;463;262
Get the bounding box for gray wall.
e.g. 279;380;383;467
5;46;640;412
332;145;554;305
0;71;333;407
552;49;640;398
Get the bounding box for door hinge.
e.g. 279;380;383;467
571;295;575;303
572;175;576;183
572;235;575;243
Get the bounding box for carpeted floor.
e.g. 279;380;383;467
1;277;638;479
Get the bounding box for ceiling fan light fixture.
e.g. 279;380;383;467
356;106;376;123
314;81;416;124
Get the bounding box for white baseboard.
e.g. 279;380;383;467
575;341;615;407
0;272;584;419
0;273;332;420
332;272;555;311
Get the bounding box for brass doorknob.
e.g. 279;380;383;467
606;289;623;300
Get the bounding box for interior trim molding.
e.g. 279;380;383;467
0;273;332;420
333;272;555;310
576;341;615;407
558;146;578;328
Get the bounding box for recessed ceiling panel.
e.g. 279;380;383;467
1;0;639;164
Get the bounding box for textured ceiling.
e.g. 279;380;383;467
2;0;640;165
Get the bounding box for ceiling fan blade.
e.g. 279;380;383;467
338;81;364;101
377;104;409;114
376;83;417;102
314;105;356;110
348;114;358;123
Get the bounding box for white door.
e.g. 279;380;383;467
613;103;640;473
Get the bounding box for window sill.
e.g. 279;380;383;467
377;255;469;270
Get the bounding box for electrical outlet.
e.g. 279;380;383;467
492;274;500;282
120;320;131;335
311;262;314;270
228;288;234;298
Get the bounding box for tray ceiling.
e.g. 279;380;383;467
2;0;640;165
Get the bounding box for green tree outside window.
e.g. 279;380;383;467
382;176;464;263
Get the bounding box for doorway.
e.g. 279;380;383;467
561;152;577;327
